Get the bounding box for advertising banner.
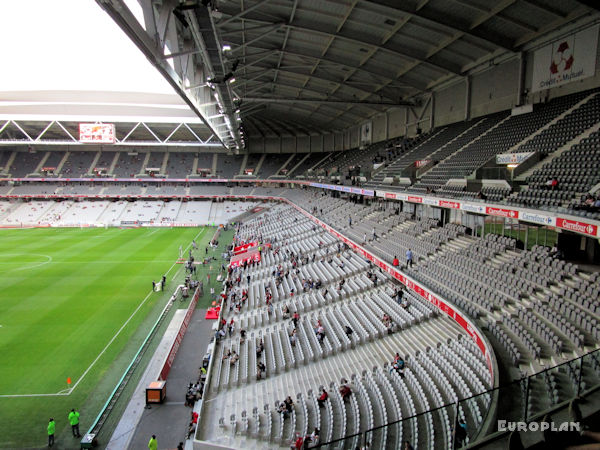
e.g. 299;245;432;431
532;25;599;92
360;121;372;145
496;152;535;164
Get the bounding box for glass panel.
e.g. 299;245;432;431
580;349;600;396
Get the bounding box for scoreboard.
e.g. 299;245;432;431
79;123;116;143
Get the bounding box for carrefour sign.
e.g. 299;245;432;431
520;212;555;226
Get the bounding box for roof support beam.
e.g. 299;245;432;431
242;97;412;107
232;17;463;75
229;23;285;54
272;0;298;87
95;0;228;148
256;118;281;137
218;0;273;28
237;63;399;102
362;0;515;50
223;43;425;92
263;117;298;136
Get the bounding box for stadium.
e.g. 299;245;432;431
0;0;599;449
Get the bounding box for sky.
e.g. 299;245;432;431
0;0;175;94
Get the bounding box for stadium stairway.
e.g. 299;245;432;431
86;150;102;176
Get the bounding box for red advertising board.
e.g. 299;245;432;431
439;200;461;209
485;206;519;219
407;196;423;203
556;218;598;236
233;242;258;254
286;199;494;377
229;248;261;268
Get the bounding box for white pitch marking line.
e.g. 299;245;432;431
147;228;160;236
0;227;206;398
1;253;52;273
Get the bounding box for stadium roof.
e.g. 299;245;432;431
2;0;599;148
0;0;226;147
214;0;598;136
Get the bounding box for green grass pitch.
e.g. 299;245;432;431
0;226;210;448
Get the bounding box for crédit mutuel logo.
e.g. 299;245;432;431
550;41;574;74
498;420;580;432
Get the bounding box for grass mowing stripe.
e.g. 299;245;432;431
0;226;208;448
66;226;206;395
0;228;198;393
0;227;207;396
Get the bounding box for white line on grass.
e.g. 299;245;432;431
147;228;161;236
0;254;53;273
0;227;206;398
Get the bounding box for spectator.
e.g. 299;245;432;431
290;433;304;449
186;422;196;439
406;249;413;267
395;287;404;304
308;428;320;448
392;255;399;266
546;177;558;190
284;396;294;414
256;339;264;358
257;361;266;380
315;324;325;343
339;383;352;401
317;388;328;407
393;353;404;367
453;418;467;448
344;325;353;339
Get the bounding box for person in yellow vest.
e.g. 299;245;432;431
68;409;81;438
148;434;158;450
47;418;56;447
